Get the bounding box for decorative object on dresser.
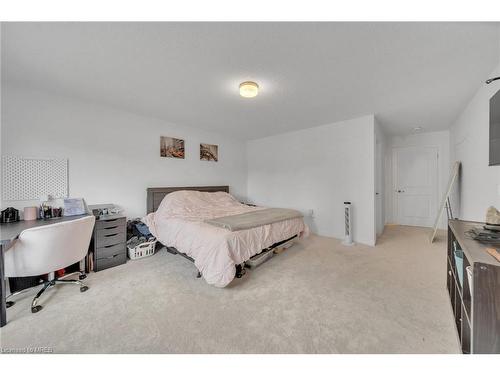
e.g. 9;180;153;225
447;219;500;354
89;203;123;219
485;206;500;226
88;215;127;272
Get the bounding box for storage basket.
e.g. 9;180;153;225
127;240;157;260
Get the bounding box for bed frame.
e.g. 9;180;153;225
146;185;296;281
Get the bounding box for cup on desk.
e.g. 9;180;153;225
23;206;38;221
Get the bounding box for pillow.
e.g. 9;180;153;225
156;190;242;220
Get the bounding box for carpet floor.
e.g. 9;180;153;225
0;225;459;353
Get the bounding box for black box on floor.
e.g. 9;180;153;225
9;276;44;294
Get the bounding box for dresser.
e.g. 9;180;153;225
89;215;127;272
447;219;500;354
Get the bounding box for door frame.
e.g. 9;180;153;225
375;139;384;236
392;145;439;227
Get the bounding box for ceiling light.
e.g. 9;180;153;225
412;126;423;133
239;81;259;98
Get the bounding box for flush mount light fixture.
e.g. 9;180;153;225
239;81;259;98
412;126;423;133
485;76;500;84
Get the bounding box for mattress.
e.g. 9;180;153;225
142;190;309;287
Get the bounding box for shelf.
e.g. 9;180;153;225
447;220;500;354
447;255;471;327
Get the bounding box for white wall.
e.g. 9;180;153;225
384;130;450;229
449;59;500;221
1;84;248;218
247;115;377;246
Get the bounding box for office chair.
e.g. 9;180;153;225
4;215;95;313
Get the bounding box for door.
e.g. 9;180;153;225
393;146;438;227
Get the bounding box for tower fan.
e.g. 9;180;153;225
342;201;354;246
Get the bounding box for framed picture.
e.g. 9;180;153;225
160;136;185;159
200;143;218;162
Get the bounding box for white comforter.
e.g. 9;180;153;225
143;190;309;287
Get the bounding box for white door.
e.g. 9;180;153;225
393;146;438;227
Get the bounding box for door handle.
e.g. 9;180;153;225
396;190;405;193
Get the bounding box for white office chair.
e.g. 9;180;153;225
4;215;95;313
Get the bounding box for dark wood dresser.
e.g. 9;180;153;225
89;215;127;272
447;219;500;354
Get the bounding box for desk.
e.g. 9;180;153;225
0;214;90;327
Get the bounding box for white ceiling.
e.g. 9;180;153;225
2;22;499;139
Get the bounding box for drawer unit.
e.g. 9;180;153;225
95;243;126;260
95;217;126;230
97;224;124;237
94;252;127;272
96;230;126;248
88;215;127;272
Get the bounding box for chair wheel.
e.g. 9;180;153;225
31;305;43;313
6;301;15;308
79;274;87;280
80;286;89;292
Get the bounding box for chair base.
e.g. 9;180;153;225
31;277;89;313
6;271;89;314
31;305;43;313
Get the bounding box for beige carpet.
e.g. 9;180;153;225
0;226;459;353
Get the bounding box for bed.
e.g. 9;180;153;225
143;186;309;287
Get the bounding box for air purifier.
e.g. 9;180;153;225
342;201;354;246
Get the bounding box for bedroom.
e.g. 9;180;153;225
1;1;500;372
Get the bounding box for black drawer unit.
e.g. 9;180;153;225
89;215;127;272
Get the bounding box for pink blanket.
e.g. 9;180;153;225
143;190;309;287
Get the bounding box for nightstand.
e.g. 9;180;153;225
89;215;127;272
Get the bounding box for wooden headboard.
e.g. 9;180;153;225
146;186;229;213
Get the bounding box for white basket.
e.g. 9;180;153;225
127;240;157;260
